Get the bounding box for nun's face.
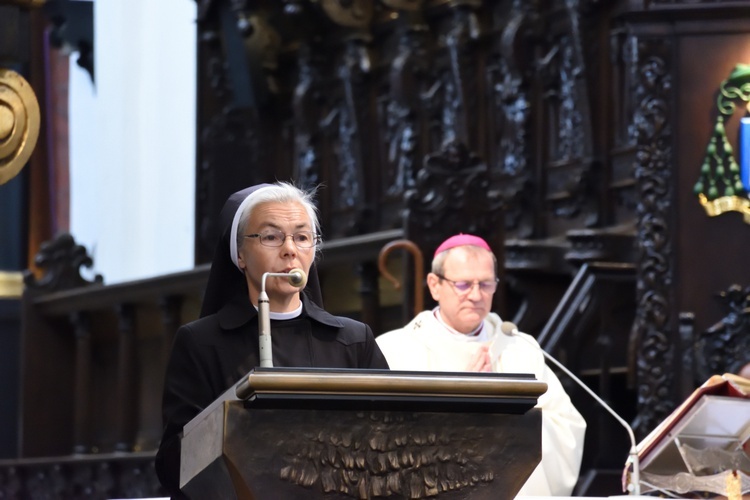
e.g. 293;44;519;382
237;201;316;311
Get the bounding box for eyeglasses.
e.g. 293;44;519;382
245;230;319;248
435;273;499;294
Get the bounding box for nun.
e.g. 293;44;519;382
155;181;389;497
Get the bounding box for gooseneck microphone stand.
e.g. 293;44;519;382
258;269;307;368
500;321;641;496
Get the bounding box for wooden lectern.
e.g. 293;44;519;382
180;368;547;500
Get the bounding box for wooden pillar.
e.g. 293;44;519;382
115;303;137;452
159;295;182;366
70;310;91;454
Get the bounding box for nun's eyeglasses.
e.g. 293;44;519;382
434;273;499;294
245;230;319;248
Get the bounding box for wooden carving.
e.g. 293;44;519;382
320;37;373;237
487;5;535;239
1;458;164;498
384;23;431;199
537;4;597;231
278;412;497;497
23;233;103;292
293;44;324;190
630;36;676;438
694;285;750;382
404;140;504;255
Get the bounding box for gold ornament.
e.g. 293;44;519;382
725;470;741;500
319;0;373;28
0;271;23;299
0;68;40;185
1;0;46;8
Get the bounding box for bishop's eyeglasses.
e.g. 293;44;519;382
245;229;319;248
434;273;499;294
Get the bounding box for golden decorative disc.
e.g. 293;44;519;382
3;0;46;7
0;69;41;185
320;0;373;28
0;271;23;299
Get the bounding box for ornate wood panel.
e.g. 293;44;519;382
6;0;750;498
190;0;750;440
193;0;633;259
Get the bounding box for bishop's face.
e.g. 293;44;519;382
237;201;316;312
427;246;496;334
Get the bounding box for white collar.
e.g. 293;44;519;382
432;307;485;338
252;302;303;320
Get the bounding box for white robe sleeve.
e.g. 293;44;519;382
378;313;586;496
495;331;587;497
516;363;586;496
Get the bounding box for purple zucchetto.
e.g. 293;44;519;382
434;233;491;258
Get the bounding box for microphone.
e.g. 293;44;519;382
500;321;641;496
258;268;308;367
287;268;307;288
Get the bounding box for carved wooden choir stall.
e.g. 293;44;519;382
2;0;750;498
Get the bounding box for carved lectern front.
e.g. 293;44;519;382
180;368;546;499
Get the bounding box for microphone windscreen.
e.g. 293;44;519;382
288;268;308;288
500;321;518;336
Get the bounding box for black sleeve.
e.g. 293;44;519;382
155;324;215;498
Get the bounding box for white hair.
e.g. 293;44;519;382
229;182;321;269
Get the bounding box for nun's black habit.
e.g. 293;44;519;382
155;184;389;498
